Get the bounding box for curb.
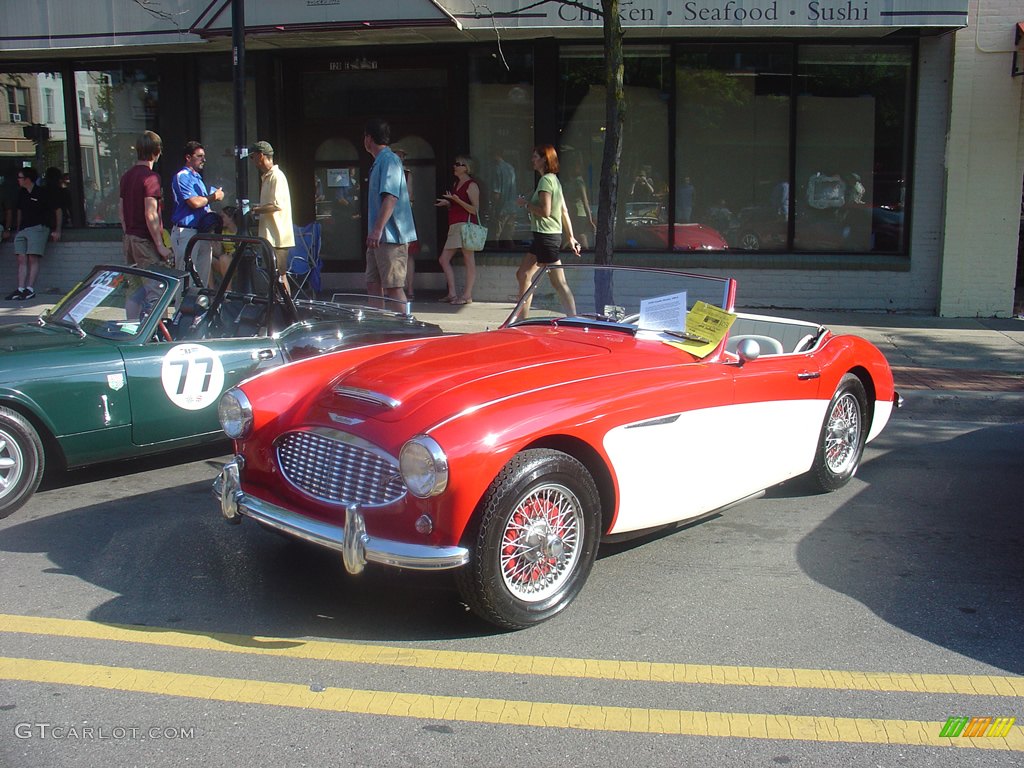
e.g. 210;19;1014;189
895;389;1024;422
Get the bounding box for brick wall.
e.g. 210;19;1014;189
939;0;1024;317
0;239;123;298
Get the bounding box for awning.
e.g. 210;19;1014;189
193;0;463;37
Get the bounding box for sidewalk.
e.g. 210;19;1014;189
3;291;1022;393
409;297;1024;393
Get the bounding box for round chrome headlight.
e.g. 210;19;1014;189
399;436;448;498
218;389;253;440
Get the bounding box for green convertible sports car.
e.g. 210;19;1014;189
0;234;441;518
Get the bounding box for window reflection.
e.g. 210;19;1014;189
75;63;158;226
795;45;911;253
559;46;672;252
676;45;792;252
198;57;258;227
2;71;69;224
468;50;534;250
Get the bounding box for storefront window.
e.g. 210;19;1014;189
198;58;257;221
795;45;912;253
675;46;792;253
75;62;158;226
1;72;69;223
468;50;534;249
559;46;670;252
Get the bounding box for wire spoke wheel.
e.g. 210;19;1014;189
823;391;862;475
810;374;868;493
456;449;601;629
499;483;583;602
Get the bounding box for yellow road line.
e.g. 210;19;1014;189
1;613;1021;697
1;657;1020;749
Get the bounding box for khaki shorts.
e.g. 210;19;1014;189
122;235;166;315
442;223;466;251
365;242;408;289
274;247;290;275
123;234;163;268
14;224;49;256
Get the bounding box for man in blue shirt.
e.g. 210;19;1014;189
363;118;416;303
171;140;224;286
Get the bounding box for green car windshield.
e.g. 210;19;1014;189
45;268;171;341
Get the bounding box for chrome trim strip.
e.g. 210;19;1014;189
624;414;680;429
213;469;469;573
333;386;401;409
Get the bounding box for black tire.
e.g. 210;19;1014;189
809;374;868;492
455;449;602;629
0;406;45;519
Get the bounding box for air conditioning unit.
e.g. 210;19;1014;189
11;112;22;123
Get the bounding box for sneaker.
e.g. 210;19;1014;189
20;288;35;300
4;289;24;300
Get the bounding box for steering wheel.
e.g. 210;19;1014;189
155;319;173;342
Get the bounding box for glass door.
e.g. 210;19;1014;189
296;63;451;273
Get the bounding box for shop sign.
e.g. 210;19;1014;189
449;0;968;29
330;58;378;71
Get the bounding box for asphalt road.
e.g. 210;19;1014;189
1;402;1022;767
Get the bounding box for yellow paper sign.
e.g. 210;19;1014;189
663;301;736;358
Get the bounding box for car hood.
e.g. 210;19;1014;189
0;321;86;352
0;322;115;382
326;328;617;423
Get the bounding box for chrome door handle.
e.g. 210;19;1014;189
797;371;820;380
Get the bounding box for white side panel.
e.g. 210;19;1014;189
867;400;894;442
604;400;827;535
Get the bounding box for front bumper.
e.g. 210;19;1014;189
214;458;469;574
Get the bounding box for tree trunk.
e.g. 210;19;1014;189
594;0;624;267
594;0;625;314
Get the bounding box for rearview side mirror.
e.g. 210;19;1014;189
735;337;761;364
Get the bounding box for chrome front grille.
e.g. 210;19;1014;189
276;429;406;507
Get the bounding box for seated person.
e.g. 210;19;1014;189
211;206;238;290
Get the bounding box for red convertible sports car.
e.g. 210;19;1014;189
215;265;901;629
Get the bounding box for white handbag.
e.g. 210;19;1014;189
461;214;488;252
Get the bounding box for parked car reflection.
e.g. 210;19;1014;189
624;222;729;251
730;204;904;252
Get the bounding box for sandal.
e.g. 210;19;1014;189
452;297;473;305
438;295;456;303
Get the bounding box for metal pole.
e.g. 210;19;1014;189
232;0;248;228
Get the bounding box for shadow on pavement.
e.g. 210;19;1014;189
796;421;1024;674
0;474;501;643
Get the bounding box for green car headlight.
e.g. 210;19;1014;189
218;389;253;440
400;436;448;498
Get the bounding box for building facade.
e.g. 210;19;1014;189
1;0;1022;316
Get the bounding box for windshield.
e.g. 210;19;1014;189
506;264;736;338
45;267;172;341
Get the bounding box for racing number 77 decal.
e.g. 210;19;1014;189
160;344;227;411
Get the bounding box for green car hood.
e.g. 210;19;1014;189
0;323;122;385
